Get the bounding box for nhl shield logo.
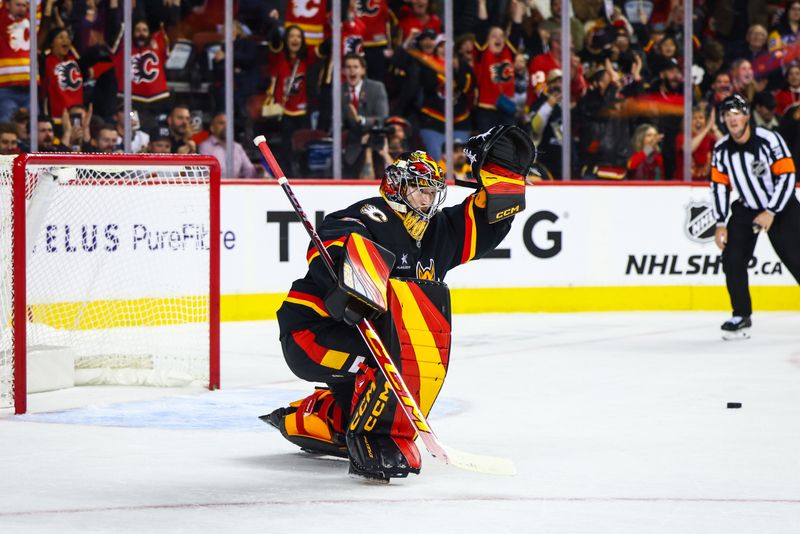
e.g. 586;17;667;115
685;201;716;242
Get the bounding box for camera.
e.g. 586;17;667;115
368;125;397;150
70;112;82;128
369;125;397;137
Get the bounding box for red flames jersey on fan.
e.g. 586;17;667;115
526;52;587;107
473;44;515;109
268;52;314;116
285;0;328;50
527;52;558;101
111;29;170;103
44;49;84;123
353;0;390;47
341;17;365;56
0;5;33;87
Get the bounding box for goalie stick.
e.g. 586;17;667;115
253;135;515;476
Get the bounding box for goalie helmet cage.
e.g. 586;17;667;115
0;153;221;414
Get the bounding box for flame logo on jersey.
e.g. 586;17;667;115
490;61;514;84
132;51;159;83
7;19;30;52
416;259;436;281
355;0;380;16
283;72;305;97
344;35;364;55
360;203;388;223
292;0;322;18
55;60;82;91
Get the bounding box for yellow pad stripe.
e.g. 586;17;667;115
283;412;333;441
307;240;344;265
389;280;446;415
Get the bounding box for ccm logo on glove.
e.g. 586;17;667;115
495;205;522;219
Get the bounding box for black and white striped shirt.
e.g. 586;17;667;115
710;127;797;222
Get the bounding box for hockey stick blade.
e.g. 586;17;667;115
253;135;516;476
440;445;517;476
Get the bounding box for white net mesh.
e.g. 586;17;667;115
0;155;14;410
0;156;216;412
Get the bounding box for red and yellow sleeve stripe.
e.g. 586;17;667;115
307;237;346;265
290;328;349;370
460;195;478;264
284;290;330;318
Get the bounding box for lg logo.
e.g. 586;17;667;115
523;210;561;258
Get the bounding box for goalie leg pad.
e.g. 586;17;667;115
262;387;348;457
344;278;452;480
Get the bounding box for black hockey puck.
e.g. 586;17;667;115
726;402;742;409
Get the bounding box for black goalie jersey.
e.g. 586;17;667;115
277;193;513;336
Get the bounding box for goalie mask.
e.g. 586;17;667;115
380;151;446;241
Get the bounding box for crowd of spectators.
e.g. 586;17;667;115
1;0;800;180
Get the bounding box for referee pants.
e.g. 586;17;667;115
722;196;800;317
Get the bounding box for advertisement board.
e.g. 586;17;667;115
28;185;210;303
220;183;799;317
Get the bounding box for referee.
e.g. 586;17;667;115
711;94;800;339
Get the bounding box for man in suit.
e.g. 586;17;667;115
343;53;389;178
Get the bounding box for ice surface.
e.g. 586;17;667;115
1;312;799;533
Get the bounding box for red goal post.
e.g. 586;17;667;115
1;153;221;414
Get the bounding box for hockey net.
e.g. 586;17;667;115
0;153;220;414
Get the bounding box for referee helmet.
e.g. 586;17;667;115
719;94;750;116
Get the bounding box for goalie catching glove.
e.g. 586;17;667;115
462;125;536;223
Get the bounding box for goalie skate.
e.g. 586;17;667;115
261;388;348;458
346;432;421;484
721;316;751;341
